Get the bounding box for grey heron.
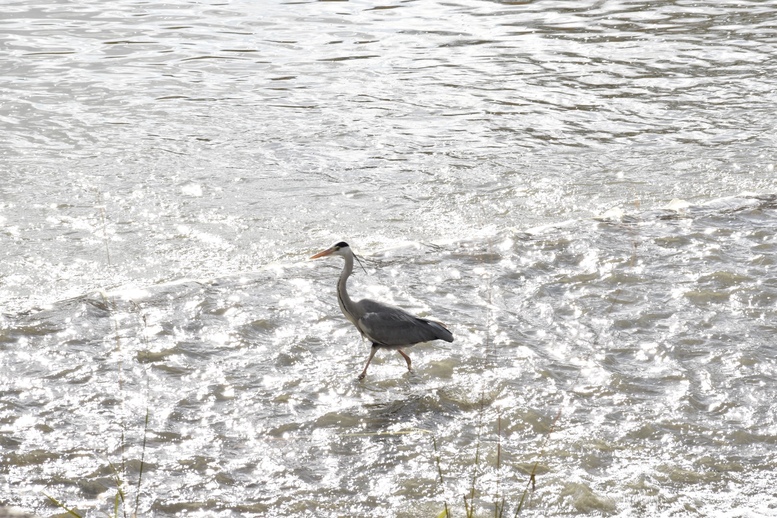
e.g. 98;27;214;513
311;242;454;379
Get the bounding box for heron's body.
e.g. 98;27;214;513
311;242;454;379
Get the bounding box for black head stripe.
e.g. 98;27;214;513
335;241;350;249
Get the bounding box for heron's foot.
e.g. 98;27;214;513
357;371;367;380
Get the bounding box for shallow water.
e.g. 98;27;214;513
2;0;777;516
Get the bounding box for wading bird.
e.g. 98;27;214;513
310;242;454;379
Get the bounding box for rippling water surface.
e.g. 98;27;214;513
2;0;777;516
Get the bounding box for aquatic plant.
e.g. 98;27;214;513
42;199;150;518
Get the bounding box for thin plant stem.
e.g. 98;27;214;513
44;494;82;518
134;407;150;516
432;436;450;518
467;237;495;518
495;412;504;518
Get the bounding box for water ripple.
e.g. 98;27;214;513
2;0;777;515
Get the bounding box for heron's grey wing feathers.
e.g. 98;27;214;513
356;299;454;346
423;320;454;343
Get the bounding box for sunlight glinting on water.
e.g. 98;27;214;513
2;0;777;514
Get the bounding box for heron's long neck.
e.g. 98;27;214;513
337;253;360;324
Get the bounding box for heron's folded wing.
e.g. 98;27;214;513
358;308;437;347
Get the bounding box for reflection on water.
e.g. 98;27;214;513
1;0;776;516
4;196;777;516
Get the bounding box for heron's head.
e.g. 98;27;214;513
310;241;351;259
311;242;368;274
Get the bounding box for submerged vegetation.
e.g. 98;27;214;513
42;201;152;518
43;296;151;518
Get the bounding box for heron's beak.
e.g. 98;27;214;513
310;247;335;259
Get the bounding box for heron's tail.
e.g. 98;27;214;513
425;320;454;342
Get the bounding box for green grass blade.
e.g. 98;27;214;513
44;493;82;518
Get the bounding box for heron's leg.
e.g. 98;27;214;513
397;349;412;372
358;346;379;380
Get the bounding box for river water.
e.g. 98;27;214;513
1;0;776;516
